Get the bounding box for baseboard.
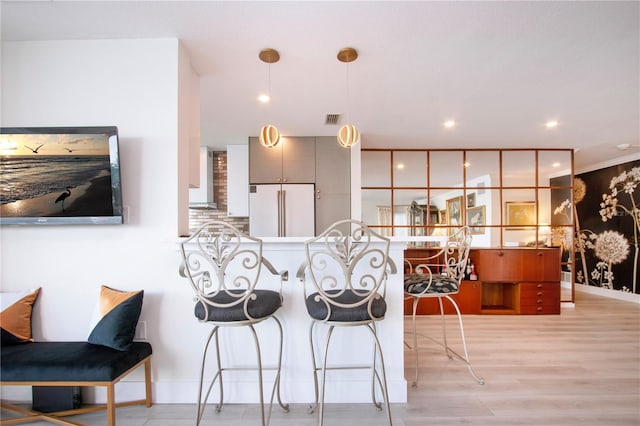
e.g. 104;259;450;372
151;378;408;404
576;283;640;304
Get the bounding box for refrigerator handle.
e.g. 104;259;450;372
281;190;287;237
277;190;282;237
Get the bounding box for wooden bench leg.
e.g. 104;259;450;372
106;384;115;426
144;357;152;407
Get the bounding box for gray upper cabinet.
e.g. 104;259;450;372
249;136;316;184
314;136;350;234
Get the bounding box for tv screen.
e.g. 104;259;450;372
0;126;123;225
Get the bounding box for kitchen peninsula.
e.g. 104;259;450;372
181;236;408;404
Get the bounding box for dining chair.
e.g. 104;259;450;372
404;225;484;387
296;219;396;426
179;221;289;425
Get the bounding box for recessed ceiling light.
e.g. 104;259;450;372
464;162;470;168
552;162;560;167
258;94;270;103
443;120;456;128
545;120;559;128
397;163;405;170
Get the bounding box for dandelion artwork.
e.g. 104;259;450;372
593;230;630;289
569;161;639;294
599;167;639;292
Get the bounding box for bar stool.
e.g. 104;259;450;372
404;225;484;387
179;221;289;425
297;219;396;426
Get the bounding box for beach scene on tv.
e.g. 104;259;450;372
0;132;117;219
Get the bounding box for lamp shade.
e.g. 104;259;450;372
259;124;281;148
337;124;360;148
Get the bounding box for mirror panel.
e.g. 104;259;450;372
550;187;574;226
538;188;553;227
430;151;463;187
361;189;391;227
394;188;438;236
466;151;499;188
502;151;535;187
502;188;537;246
362;151;390;187
539;150;572;187
393;151;427;187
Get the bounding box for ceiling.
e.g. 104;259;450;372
2;1;639;171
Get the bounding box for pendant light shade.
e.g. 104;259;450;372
259;124;281;148
337;124;360;148
258;48;281;148
337;47;360;148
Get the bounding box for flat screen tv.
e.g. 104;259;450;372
0;126;123;225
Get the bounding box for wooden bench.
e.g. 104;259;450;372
0;341;152;426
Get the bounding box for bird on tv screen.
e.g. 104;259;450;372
0;126;123;225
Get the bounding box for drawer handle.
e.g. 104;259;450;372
537;284;543;288
498;252;504;257
537;252;543;256
537;300;543;304
537;292;543;296
537;307;543;312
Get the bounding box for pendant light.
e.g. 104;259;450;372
258;48;281;148
337;47;360;148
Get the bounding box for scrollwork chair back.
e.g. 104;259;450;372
303;220;391;323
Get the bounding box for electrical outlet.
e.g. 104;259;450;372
134;321;147;341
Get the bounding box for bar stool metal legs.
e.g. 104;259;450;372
196;317;289;426
308;321;392;426
407;294;484;388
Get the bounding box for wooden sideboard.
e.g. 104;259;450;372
404;247;561;315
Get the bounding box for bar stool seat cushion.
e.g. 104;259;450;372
404;274;458;295
195;289;282;322
306;289;387;322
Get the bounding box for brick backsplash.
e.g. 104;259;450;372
188;151;249;234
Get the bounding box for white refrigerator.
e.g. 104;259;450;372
249;184;315;237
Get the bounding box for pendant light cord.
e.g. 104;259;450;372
345;61;350;123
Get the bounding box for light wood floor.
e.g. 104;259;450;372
3;290;639;425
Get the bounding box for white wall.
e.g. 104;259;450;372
0;39;202;403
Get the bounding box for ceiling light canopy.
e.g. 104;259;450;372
258;48;281;148
444;120;456;128
545;120;559;128
337;47;360;148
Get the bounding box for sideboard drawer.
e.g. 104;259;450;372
519;282;560;314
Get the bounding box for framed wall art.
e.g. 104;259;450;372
467;205;485;234
505;201;535;229
446;196;464;228
467;193;476;208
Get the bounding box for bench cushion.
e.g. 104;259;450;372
0;341;152;382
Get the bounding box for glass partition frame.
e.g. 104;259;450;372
361;148;575;302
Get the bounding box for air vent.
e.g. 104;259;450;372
325;113;341;125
